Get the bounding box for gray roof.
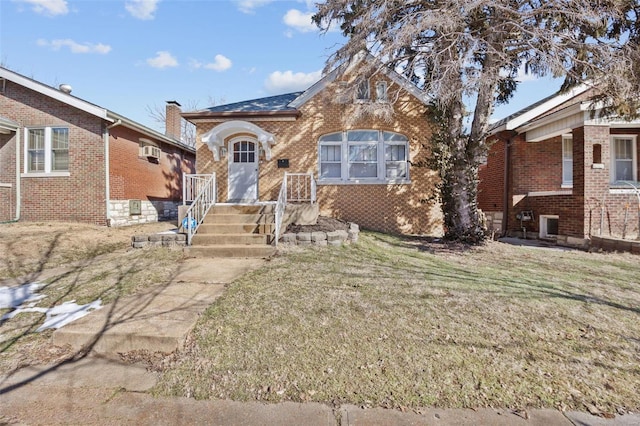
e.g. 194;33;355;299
489;91;560;132
203;92;303;113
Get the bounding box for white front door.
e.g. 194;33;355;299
228;138;258;202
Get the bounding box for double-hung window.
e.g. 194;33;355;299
562;135;573;187
318;130;409;183
611;136;637;184
25;127;69;175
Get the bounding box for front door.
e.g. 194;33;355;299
228;138;258;202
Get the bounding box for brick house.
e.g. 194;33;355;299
183;57;443;236
478;84;640;247
0;66;195;226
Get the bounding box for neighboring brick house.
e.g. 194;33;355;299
183;57;443;235
0;66;195;226
478;84;640;247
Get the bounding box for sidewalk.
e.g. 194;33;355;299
1;257;638;425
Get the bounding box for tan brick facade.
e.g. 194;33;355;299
191;74;443;235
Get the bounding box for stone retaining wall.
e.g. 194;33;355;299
280;223;359;246
110;200;179;227
589;235;640;254
131;232;186;248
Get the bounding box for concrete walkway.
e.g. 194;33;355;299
1;257;639;425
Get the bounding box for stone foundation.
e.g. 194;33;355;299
131;232;186;248
280;223;359;246
109;200;179;227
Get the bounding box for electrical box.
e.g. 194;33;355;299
129;199;142;216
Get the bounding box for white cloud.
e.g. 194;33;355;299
37;38;111;54
16;0;68;16
204;54;232;72
189;55;232;72
147;51;178;69
235;0;273;14
283;9;317;33
264;69;321;94
125;0;159;20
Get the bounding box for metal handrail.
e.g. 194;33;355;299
285;172;316;204
183;174;212;205
184;173;216;245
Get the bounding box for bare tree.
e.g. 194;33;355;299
314;0;640;243
147;96;225;148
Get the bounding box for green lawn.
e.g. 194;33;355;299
156;232;640;415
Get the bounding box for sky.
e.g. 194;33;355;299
0;0;565;133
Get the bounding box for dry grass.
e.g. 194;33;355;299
156;232;640;415
0;221;185;373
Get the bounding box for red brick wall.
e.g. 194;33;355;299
480;123;640;240
1;81;107;225
0;132;17;221
194;74;443;235
108;126;195;202
478;133;506;213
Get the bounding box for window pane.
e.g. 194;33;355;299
347;131;378;142
349;163;377;178
562;138;572;184
349;144;377;161
321;145;341;162
52;150;69;171
319;132;342;142
52;128;69;149
616;160;633;181
356;80;370;100
385;144;406;161
28;151;45;172
321;163;341;178
376;82;387;101
616;139;632;159
383;132;408;142
386;162;406;178
28;129;45;150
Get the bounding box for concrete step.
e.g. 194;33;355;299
203;213;275;224
197;223;275;235
210;204;275;214
192;233;272;245
186;245;276;258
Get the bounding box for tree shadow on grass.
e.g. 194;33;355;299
0;233;202;396
357;232;640;316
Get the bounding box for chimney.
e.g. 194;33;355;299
165;100;182;140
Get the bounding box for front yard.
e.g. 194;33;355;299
155;232;640;416
1;222;639;416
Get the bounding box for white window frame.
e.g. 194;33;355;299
375;81;388;102
610;135;637;185
23;126;70;177
539;215;559;238
562;135;573;187
355;78;370;101
318;130;410;184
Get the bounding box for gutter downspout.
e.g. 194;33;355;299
502;132;516;238
105;119;121;226
14;127;21;221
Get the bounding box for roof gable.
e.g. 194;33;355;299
0;66;193;152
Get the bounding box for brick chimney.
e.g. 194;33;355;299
165;100;182;140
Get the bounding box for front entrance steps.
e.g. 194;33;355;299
186;203;277;258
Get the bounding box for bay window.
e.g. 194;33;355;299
318;130;409;183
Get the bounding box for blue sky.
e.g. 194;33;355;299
0;0;564;132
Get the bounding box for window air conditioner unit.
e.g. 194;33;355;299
142;145;161;160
